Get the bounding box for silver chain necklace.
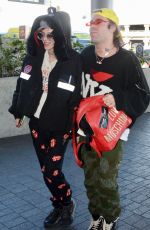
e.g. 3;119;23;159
95;47;115;64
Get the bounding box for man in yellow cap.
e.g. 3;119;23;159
77;8;150;230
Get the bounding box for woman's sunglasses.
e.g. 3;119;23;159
37;32;54;41
86;18;108;26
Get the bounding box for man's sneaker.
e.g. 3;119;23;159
44;207;62;228
105;217;118;230
88;216;104;230
105;222;116;230
60;198;76;225
88;216;117;230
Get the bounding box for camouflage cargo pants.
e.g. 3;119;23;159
80;140;123;223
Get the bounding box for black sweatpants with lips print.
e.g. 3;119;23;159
29;117;72;208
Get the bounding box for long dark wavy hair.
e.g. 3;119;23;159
27;14;69;61
53;11;72;49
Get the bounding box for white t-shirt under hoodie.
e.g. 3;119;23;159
34;50;57;118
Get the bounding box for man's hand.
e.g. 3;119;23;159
103;93;116;107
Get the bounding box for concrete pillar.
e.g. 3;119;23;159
124;25;130;36
143;39;149;48
124;25;130;50
91;0;114;12
144;24;149;33
143;25;150;48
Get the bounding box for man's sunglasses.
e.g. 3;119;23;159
37;32;54;41
86;18;108;26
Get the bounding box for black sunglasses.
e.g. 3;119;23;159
37;32;54;41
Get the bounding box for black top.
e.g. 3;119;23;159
81;45;150;124
9;49;82;132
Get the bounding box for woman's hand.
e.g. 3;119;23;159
103;93;116;107
15;117;24;128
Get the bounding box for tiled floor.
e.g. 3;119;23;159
0;112;150;230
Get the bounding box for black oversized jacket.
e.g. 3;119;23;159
9;49;82;132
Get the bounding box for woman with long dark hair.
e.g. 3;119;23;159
9;13;81;228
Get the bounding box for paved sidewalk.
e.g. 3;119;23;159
0;113;150;230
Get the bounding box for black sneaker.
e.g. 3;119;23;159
60;198;76;226
44;199;76;228
44;207;62;228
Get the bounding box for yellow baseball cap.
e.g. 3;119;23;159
93;8;119;25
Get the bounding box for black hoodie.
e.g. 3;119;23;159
9;15;82;132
